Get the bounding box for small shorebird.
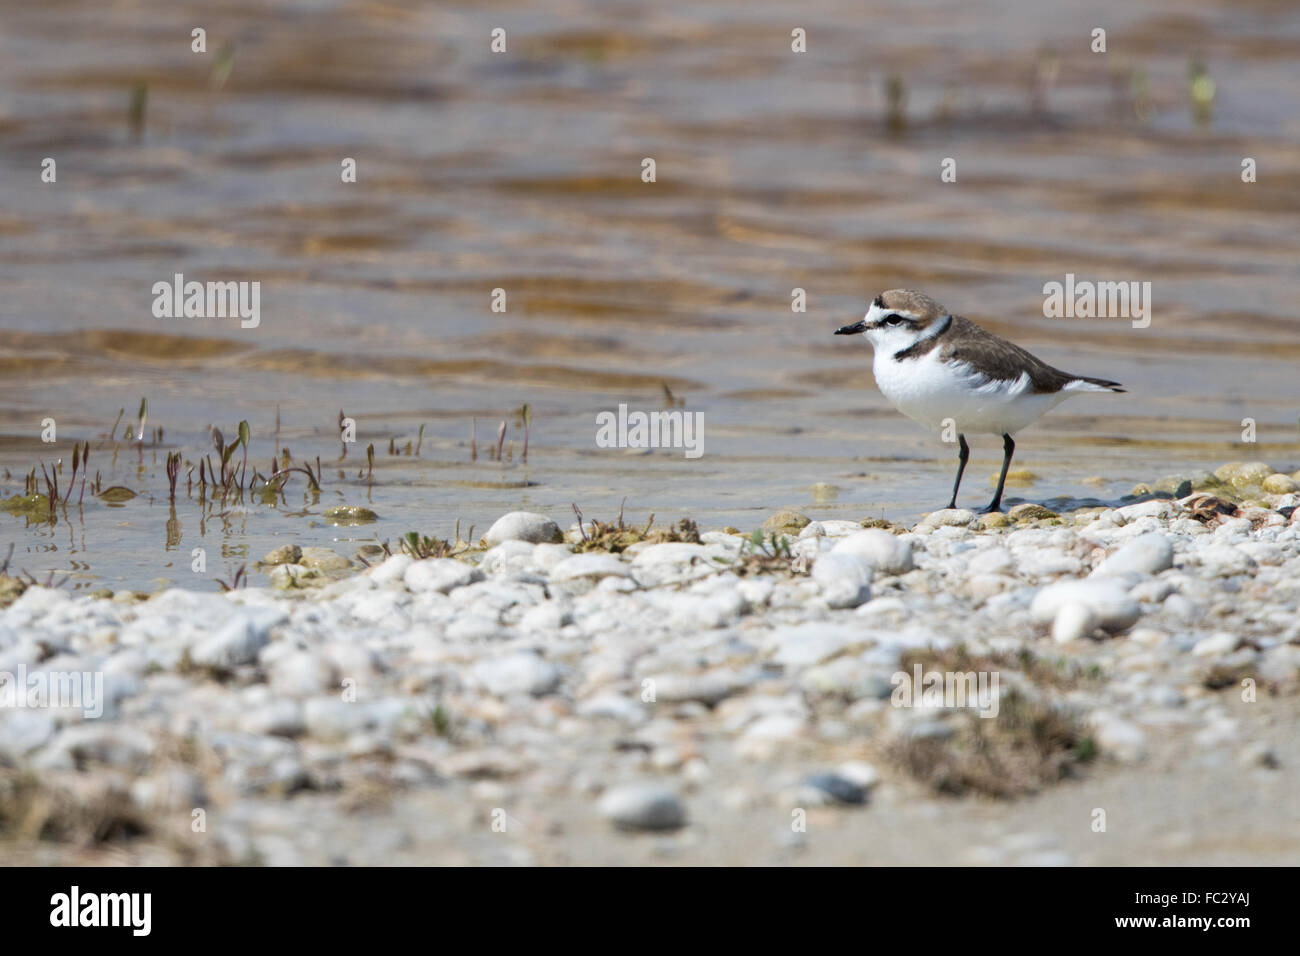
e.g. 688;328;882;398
835;289;1124;513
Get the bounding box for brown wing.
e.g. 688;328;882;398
939;315;1077;393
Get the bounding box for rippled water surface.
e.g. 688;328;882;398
2;0;1299;590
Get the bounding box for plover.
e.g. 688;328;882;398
835;289;1124;513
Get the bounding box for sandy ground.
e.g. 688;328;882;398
6;690;1295;868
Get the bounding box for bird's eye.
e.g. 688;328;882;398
884;314;906;326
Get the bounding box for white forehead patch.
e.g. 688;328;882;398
865;301;922;325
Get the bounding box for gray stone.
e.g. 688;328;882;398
262;544;302;566
1116;500;1174;523
1192;632;1239;657
483;512;563;545
269;564;322;590
598;783;687;831
302;698;378;740
241;700;306;737
1052;603;1098;643
1030;580;1140;632
767;623;865;668
797;520;857;539
298;547;351;571
802;771;868;805
472;652;562;697
369;554;414;584
831;529;914;575
549;553;632;582
190;614;276;669
811;552;873;609
1092;533;1174;577
647;670;746;707
1195;544;1257;577
1092;713;1147;763
918;509;977;529
0;709;57;763
404;558;483;594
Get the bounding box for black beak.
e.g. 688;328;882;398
834;320;868;336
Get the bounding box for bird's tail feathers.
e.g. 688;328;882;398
1064;375;1125;393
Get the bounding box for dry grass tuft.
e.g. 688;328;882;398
0;770;149;845
885;644;1099;798
887;690;1094;799
571;503;700;553
899;644;1100;692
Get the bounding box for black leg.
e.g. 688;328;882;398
983;433;1015;513
947;434;970;509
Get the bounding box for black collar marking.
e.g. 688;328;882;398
892;313;953;361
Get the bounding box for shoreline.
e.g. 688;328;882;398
1;461;1298;864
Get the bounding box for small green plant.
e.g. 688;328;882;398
398;532;450;560
750;529;790;557
431;705;451;737
728;530;797;576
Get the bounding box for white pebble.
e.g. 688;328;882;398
482;512;563;545
1031;580;1139;633
597;783;686;831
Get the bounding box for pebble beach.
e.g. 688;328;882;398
3;461;1298;865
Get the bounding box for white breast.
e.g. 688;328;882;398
872;348;1068;435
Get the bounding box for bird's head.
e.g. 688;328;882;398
835;289;950;351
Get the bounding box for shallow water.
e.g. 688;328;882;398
2;0;1298;591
